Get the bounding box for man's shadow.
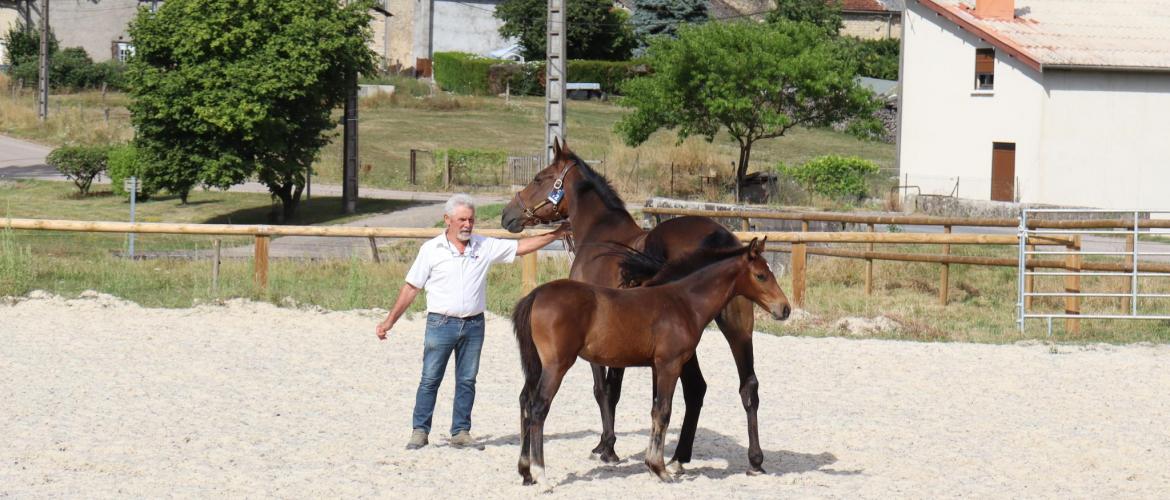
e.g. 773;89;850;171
479;427;859;484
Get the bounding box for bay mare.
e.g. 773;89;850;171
511;239;791;486
501;140;775;473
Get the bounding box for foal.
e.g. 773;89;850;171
511;238;790;486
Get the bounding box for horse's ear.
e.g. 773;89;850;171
747;237;760;258
552;137;563;159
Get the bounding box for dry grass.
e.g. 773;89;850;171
0;89;133;146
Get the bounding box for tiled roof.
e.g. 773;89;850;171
919;0;1170;71
841;0;891;12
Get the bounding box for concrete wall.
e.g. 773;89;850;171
898;2;1046;203
386;0;417;72
841;12;902;40
1038;71;1170;210
49;0;138;62
432;0;509;57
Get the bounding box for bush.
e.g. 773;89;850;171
779;155;879;200
435;52;646;97
107;144;157;200
433;52;496;95
839;37;900;80
46;145;110;195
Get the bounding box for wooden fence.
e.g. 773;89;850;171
6;217;1071;305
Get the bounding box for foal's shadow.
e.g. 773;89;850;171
487;427;860;485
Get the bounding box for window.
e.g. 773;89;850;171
975;48;995;90
113;41;135;63
138;0;163;13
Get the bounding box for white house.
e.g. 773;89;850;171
897;0;1170;211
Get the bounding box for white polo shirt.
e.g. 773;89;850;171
405;233;518;317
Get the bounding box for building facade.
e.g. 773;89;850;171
897;0;1170;210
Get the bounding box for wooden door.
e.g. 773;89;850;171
991;142;1016;202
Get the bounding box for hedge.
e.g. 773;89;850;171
434;51;646;97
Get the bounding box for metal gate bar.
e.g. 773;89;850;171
1018;208;1170;334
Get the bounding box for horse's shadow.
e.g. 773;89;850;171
479;427;859;485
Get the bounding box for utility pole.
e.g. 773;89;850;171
545;0;566;163
37;0;49;121
341;0;359;214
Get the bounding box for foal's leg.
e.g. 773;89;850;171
589;363;623;463
529;364;571;489
715;295;766;475
517;382;536;484
668;355;706;473
646;363;681;482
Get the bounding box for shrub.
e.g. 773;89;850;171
433;52;496;95
779;155;879;200
107;144;157;200
46;145;110;195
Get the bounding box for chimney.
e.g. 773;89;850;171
974;0;1015;20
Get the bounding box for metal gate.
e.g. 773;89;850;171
509;154;545;189
1017;208;1170;335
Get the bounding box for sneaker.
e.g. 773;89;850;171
405;429;428;450
449;430;484;450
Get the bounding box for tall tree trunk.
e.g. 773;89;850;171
736;140;754;203
270;181;304;224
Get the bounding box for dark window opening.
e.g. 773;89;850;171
975;48;995;90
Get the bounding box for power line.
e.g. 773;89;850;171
452;1;774;29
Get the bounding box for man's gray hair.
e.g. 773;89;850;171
444;193;476;216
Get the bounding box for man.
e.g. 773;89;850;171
375;193;569;450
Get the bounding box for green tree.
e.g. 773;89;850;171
766;0;843;37
631;0;708;48
616;21;876;199
127;0;375;219
495;0;636;61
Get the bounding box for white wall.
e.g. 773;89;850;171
1038;71;1170;210
432;0;510;57
899;2;1046;201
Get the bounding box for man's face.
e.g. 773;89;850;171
445;205;475;242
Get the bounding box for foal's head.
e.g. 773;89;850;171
734;238;791;320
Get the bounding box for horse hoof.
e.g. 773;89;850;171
746;466;766;477
653;471;676;483
666;460;686;476
522;478;536;486
590;450;620;463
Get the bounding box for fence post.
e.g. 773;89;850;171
741;217;750;232
865;223;875;296
212;239;221;294
368;237;381;263
254;235;270;292
1064;235;1081;336
410;149;417;185
521;252;538;294
792;242;807;308
444;152;452;189
940;225;951;305
1122;234;1134;312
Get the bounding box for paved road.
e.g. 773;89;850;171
0;134;557;259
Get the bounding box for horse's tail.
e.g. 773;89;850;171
512;290;542;386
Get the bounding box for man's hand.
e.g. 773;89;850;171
375;319;394;340
551;222;571;237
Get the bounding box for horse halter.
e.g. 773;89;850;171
518;160;577;224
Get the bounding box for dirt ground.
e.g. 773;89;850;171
3;291;1169;498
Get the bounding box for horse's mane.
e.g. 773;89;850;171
563;151;626;213
609;242;750;288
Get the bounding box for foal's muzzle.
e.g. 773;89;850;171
772;304;792;321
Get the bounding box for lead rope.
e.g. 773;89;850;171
562;233;575;267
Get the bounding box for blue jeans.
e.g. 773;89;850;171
412;312;485;435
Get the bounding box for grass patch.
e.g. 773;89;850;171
1;179;415;256
3;90;895;203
